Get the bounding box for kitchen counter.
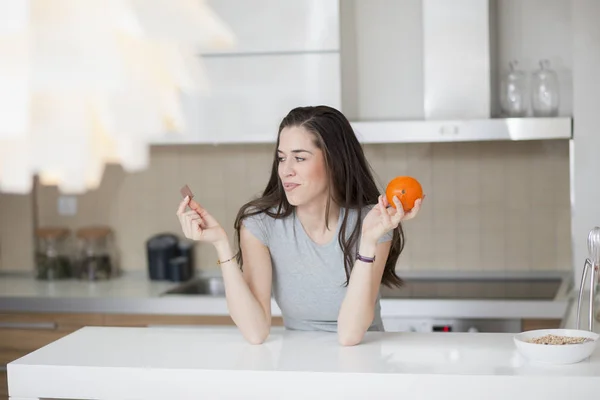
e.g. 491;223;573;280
0;270;574;320
0;270;252;316
6;326;600;399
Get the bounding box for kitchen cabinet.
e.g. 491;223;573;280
154;53;341;145
521;318;562;332
150;0;342;146
0;371;6;400
103;313;284;328
0;312;104;400
0;312;103;366
494;0;573;117
205;0;340;54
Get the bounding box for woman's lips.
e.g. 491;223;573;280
283;183;300;192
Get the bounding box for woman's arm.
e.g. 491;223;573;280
337;194;422;346
337;239;391;346
177;197;273;345
214;226;273;345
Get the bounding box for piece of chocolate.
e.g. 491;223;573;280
180;184;194;199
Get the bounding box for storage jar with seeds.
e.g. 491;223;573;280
75;226;119;281
34;227;74;280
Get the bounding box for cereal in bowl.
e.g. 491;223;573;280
527;334;591;345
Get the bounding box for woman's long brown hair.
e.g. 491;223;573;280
233;105;404;288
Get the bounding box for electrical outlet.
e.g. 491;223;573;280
57;196;77;216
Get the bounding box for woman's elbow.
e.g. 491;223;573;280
337;330;365;346
243;328;270;345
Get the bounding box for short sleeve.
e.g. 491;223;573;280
241;212;270;246
378;228;394;244
361;204;394;244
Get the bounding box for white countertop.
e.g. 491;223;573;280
0;271;176;298
0;270;573;320
7;326;600;399
0;270;280;316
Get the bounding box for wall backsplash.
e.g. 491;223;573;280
0;140;572;274
0;193;35;271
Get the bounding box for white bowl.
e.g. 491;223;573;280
514;329;599;365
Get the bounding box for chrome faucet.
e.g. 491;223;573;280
576;227;600;331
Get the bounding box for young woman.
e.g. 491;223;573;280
176;105;422;346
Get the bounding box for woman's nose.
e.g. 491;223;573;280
281;161;295;177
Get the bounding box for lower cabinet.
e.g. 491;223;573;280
0;312;105;400
521;318;562;331
0;371;7;400
103;313;284;327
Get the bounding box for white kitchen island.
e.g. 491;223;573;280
6;326;600;400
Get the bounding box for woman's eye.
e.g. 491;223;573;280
295;157;305;162
277;157;285;162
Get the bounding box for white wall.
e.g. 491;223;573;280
571;0;600;288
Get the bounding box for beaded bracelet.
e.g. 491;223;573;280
217;256;235;266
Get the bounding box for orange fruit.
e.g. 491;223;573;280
385;176;423;212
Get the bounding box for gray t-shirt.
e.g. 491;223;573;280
242;206;393;332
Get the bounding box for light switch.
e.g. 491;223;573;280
58;196;77;216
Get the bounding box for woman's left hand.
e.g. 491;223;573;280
361;195;424;244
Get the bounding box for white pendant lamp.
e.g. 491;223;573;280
0;0;235;194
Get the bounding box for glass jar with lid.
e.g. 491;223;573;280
499;60;528;117
74;226;119;280
35;227;74;280
531;59;560;117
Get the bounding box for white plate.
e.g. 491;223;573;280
514;329;599;365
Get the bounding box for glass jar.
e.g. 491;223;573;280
531;59;560;117
499;60;528;117
35;227;73;280
74;226;119;280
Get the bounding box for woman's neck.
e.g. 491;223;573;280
295;196;340;244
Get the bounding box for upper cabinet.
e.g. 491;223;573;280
180;53;341;144
152;0;342;145
203;0;340;54
154;0;573;145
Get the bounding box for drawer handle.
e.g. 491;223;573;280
0;322;57;330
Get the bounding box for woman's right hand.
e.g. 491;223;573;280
176;196;228;244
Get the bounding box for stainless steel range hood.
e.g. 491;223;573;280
346;0;572;144
351;117;572;144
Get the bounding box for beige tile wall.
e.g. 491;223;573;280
0;193;35;270
0;140;572;273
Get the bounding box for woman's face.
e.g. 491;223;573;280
277;126;328;207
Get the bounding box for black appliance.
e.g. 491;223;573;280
146;233;195;282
